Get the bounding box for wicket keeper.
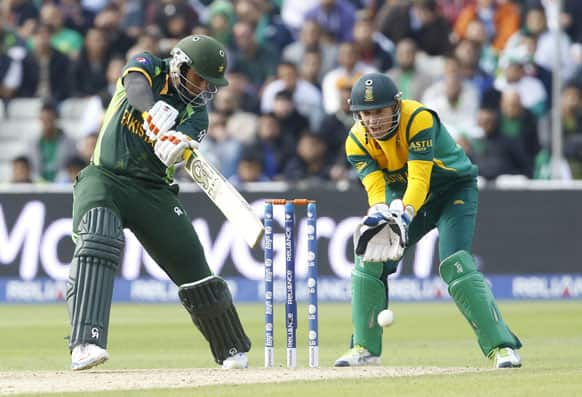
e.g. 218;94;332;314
66;35;251;370
335;72;522;368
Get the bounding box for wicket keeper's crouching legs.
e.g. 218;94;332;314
67;165;251;370
336;181;521;368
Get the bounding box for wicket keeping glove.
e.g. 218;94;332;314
154;131;198;167
143;100;179;141
354;201;413;262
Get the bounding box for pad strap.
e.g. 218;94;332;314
179;276;251;364
66;207;124;350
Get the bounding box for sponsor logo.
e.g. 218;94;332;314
135;57;148;64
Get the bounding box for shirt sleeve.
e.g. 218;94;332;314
345;131;390;206
121;52;157;87
403;110;436;212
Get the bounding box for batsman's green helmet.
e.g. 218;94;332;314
170;35;228;87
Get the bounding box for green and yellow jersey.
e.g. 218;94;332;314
92;52;209;184
345;99;477;212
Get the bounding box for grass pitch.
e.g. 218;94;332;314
0;301;581;396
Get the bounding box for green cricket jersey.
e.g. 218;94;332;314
92;52;209;184
345;100;478;211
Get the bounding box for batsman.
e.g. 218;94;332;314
66;35;251;370
334;72;522;368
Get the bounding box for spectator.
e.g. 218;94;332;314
224;65;261;114
271;90;310;141
77;132;99;164
352;14;393;71
562;83;582;177
387;38;434;100
463;19;497;76
234;0;293;54
71;27;110;96
29;101;77;182
376;0;452;56
208;0;235;47
230;21;279;90
319;76;355;164
57;155;88;183
498;89;540;176
199;112;242;179
0;17;26;100
454;39;493;97
304;0;357;43
18;24;72;102
60;0;96;35
148;0;198;41
562;0;582;44
410;0;453;56
10;155;33;183
249;112;296;179
282;20;338;80
229;145;270;186
469;104;532;180
213;86;258;145
40;3;84;58
422;56;480;141
283;131;332;182
495;48;547;117
300;49;323;89
322;42;376;114
93;4;135;58
454;0;520;52
261;62;323;130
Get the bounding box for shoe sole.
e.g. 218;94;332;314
72;354;109;371
496;361;522;368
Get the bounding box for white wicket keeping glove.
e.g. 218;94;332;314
142;100;179;141
153;131;198;167
354;201;413;262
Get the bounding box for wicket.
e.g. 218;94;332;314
264;199;319;368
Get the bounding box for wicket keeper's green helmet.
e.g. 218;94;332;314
349;73;402;139
349;72;400;111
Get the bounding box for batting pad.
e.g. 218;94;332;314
66;207;124;350
179;276;251;364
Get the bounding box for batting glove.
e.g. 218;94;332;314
143;100;179;141
154;131;198;167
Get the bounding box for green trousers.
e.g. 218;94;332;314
72;165;211;285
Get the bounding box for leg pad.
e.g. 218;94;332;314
179;276;251;364
440;251;522;356
67;207;124;350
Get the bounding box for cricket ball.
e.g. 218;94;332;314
377;309;394;327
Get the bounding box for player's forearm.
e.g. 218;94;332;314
402;160;433;212
124;72;155;112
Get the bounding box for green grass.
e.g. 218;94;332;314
1;301;581;396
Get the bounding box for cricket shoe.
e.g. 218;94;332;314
492;347;522;368
222;352;248;369
334;345;381;367
71;343;109;371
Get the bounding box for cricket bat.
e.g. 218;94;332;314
182;149;264;248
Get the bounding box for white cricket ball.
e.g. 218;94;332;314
377;309;394;327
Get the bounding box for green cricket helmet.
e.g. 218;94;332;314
349;72;402;139
169;34;228;106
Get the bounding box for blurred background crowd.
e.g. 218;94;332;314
0;0;581;186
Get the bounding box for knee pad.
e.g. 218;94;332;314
67;207;124;350
179;276;251;364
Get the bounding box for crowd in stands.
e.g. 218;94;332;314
1;0;581;186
